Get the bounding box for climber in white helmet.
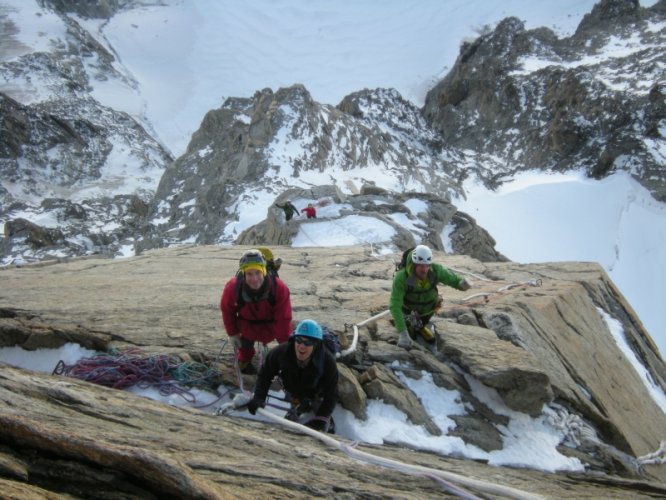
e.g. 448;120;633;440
390;245;471;349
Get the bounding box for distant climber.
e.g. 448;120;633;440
220;249;293;374
302;203;317;219
390;245;471;349
276;200;300;221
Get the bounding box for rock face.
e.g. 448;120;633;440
0;88;171;262
1;245;665;497
139;85;468;251
423;0;666;200
3;0;664;267
234;184;507;262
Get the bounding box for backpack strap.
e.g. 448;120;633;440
403;269;439;313
395;246;415;272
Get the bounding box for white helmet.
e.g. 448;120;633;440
411;245;433;265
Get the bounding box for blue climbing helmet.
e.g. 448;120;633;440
294;319;323;340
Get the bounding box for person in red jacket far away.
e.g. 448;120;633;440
302;203;317;219
220;249;293;374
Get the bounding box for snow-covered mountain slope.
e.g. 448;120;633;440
424;0;666;201
0;0;665;354
140;85;475;249
1;1;172;262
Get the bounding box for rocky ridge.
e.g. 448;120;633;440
139;85;468;251
423;0;666;198
0;3;173;264
231;184;507;262
1;245;665;496
3;0;663;265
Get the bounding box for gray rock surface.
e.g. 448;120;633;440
235;185;507;262
423;0;666;200
139;85;469;252
1;245;665;496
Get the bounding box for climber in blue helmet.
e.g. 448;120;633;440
246;319;339;433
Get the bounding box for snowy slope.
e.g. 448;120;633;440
94;0;604;155
1;0;664;354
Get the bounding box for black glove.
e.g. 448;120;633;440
304;417;329;432
246;397;265;415
284;408;299;422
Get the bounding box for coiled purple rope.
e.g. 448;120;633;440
52;347;223;405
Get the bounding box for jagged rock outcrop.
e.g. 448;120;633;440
235;184;507;262
39;0;128;20
0;82;171;264
3;0;665;269
423;0;666;200
0;5;173;265
1;246;665;496
139;85;469;252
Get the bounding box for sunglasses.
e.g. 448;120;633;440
294;336;316;346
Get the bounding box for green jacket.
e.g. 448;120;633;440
389;259;465;332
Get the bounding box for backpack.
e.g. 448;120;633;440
395;246;415;272
321;326;342;356
257;246;281;277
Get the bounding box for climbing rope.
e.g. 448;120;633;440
545;404;603;449
543;403;666;473
444;276;542;311
254;407;543;500
341;274;541;357
216;392;541;500
294;221;323;246
341;309;391;358
637;441;666;465
53;347;223;405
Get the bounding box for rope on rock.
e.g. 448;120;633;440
342;309;391;358
256;408;543;500
543;404;666;473
545;404;599;448
53;347;222;405
446;275;543;310
546;392;666;469
637;441;666;465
